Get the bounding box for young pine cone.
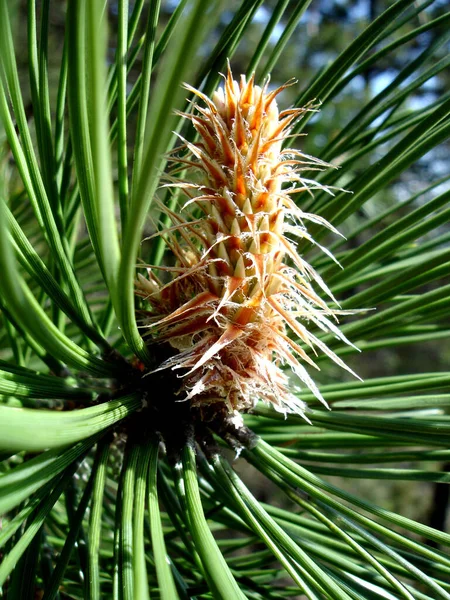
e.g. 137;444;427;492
137;66;358;419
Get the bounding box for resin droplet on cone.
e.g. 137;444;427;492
138;66;358;418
